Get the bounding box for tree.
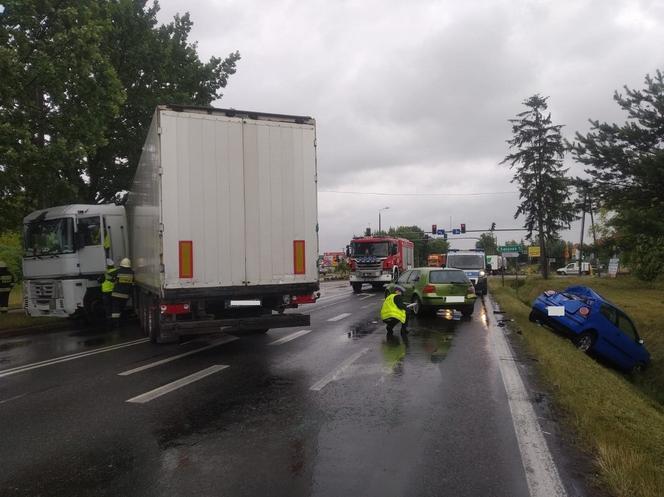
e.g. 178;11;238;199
570;70;664;278
0;1;240;230
501;95;576;278
0;0;125;230
88;1;241;203
476;233;497;254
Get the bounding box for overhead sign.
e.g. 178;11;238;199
528;246;541;257
436;229;446;235
452;229;461;235
499;245;522;253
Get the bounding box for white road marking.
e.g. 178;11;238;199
361;304;375;309
269;329;312;346
118;336;238;376
126;364;229;404
0;338;150;379
327;312;351;322
485;298;567;497
359;294;374;300
310;348;370;391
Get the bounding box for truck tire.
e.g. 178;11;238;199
352;283;363;293
146;300;160;343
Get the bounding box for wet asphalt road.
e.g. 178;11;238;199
1;282;558;497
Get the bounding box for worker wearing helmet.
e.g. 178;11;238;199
99;258;118;324
380;285;411;337
0;260;15;314
111;258;134;327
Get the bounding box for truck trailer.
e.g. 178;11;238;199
128;105;320;342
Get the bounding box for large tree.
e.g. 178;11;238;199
0;0;240;230
570;70;664;256
501;95;576;278
0;0;125;230
476;233;497;255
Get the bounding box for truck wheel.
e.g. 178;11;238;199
84;297;106;326
147;303;160;343
352;283;363;293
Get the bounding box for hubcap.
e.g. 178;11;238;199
578;335;592;351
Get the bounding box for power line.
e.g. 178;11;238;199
319;190;519;197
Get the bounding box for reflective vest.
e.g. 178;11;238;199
112;267;134;299
101;267;118;294
381;293;406;323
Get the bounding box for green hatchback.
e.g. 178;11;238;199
385;267;477;317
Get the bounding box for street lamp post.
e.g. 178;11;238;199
378;206;390;234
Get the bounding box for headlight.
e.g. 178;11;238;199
479;270;486;277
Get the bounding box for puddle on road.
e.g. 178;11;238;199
347;319;380;340
0;339;33;352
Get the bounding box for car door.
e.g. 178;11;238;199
404;270;421;300
395;270;411;291
597;304;636;369
613;311;645;369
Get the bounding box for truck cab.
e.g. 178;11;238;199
347;236;414;292
23;204;128;318
446;250;488;295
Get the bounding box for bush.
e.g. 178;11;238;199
0;231;22;280
630;235;664;282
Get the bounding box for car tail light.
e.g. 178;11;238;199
423;284;436;294
578;306;590;317
544;290;556;297
292;293;318;304
160;303;191;315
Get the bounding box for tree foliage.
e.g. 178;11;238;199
475;233;497;254
570;70;664;277
501;94;576;278
630;235;664;282
0;1;240;230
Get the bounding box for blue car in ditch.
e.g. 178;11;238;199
529;286;650;372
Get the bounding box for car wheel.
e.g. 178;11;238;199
411;296;422;316
529;309;542;324
574;331;596;353
352;283;363;293
632;361;647;373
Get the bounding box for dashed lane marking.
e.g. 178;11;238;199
118;336;238;376
0;338;150;379
309;348;370;391
327;312;351;322
269;329;312;346
126;364;229;404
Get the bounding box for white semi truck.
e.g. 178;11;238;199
22;105;320;342
128;105;319;342
23;204;128;319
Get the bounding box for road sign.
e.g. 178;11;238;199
528;246;541;257
499;245;522;253
503;252;519;258
608;258;620;278
436;229;446;235
452;229;461;235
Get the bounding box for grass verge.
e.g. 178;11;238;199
490;278;664;497
1;285;59;332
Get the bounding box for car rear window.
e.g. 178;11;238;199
429;270;468;284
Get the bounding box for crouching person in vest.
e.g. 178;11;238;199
0;261;15;314
111;258;134;328
380;285;409;337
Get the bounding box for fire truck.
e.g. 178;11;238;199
346;236;414;292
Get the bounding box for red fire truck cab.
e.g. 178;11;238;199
346;236;415;293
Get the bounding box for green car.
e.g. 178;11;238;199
385;267;477;317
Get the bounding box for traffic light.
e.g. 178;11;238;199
490;222;496;231
460;223;466;234
432;224;437;235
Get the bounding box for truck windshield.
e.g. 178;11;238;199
24;218;75;256
352;242;389;257
447;254;485;269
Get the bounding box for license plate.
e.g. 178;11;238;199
229;300;261;307
547;306;565;316
446;296;465;303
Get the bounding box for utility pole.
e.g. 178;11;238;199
589;197;599;277
578;195;587;276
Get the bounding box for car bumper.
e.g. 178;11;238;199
422;295;477;307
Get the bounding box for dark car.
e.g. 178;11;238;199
385;267;477;316
530;285;650;371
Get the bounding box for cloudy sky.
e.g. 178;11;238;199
157;0;664;252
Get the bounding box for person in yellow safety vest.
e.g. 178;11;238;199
380;285;412;337
0;260;16;314
99;258;118;324
103;227;111;258
111;258;134;327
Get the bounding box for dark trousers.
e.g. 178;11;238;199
102;293;113;320
0;289;10;313
111;296;128;326
384;313;408;335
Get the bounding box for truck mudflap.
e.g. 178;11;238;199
160;312;311;334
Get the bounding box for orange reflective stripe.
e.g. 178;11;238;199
179;241;193;278
293;240;306;275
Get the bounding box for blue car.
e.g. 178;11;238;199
529;286;650;372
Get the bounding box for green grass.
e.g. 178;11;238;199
1;284;58;331
490;276;664;497
9;284;22;308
